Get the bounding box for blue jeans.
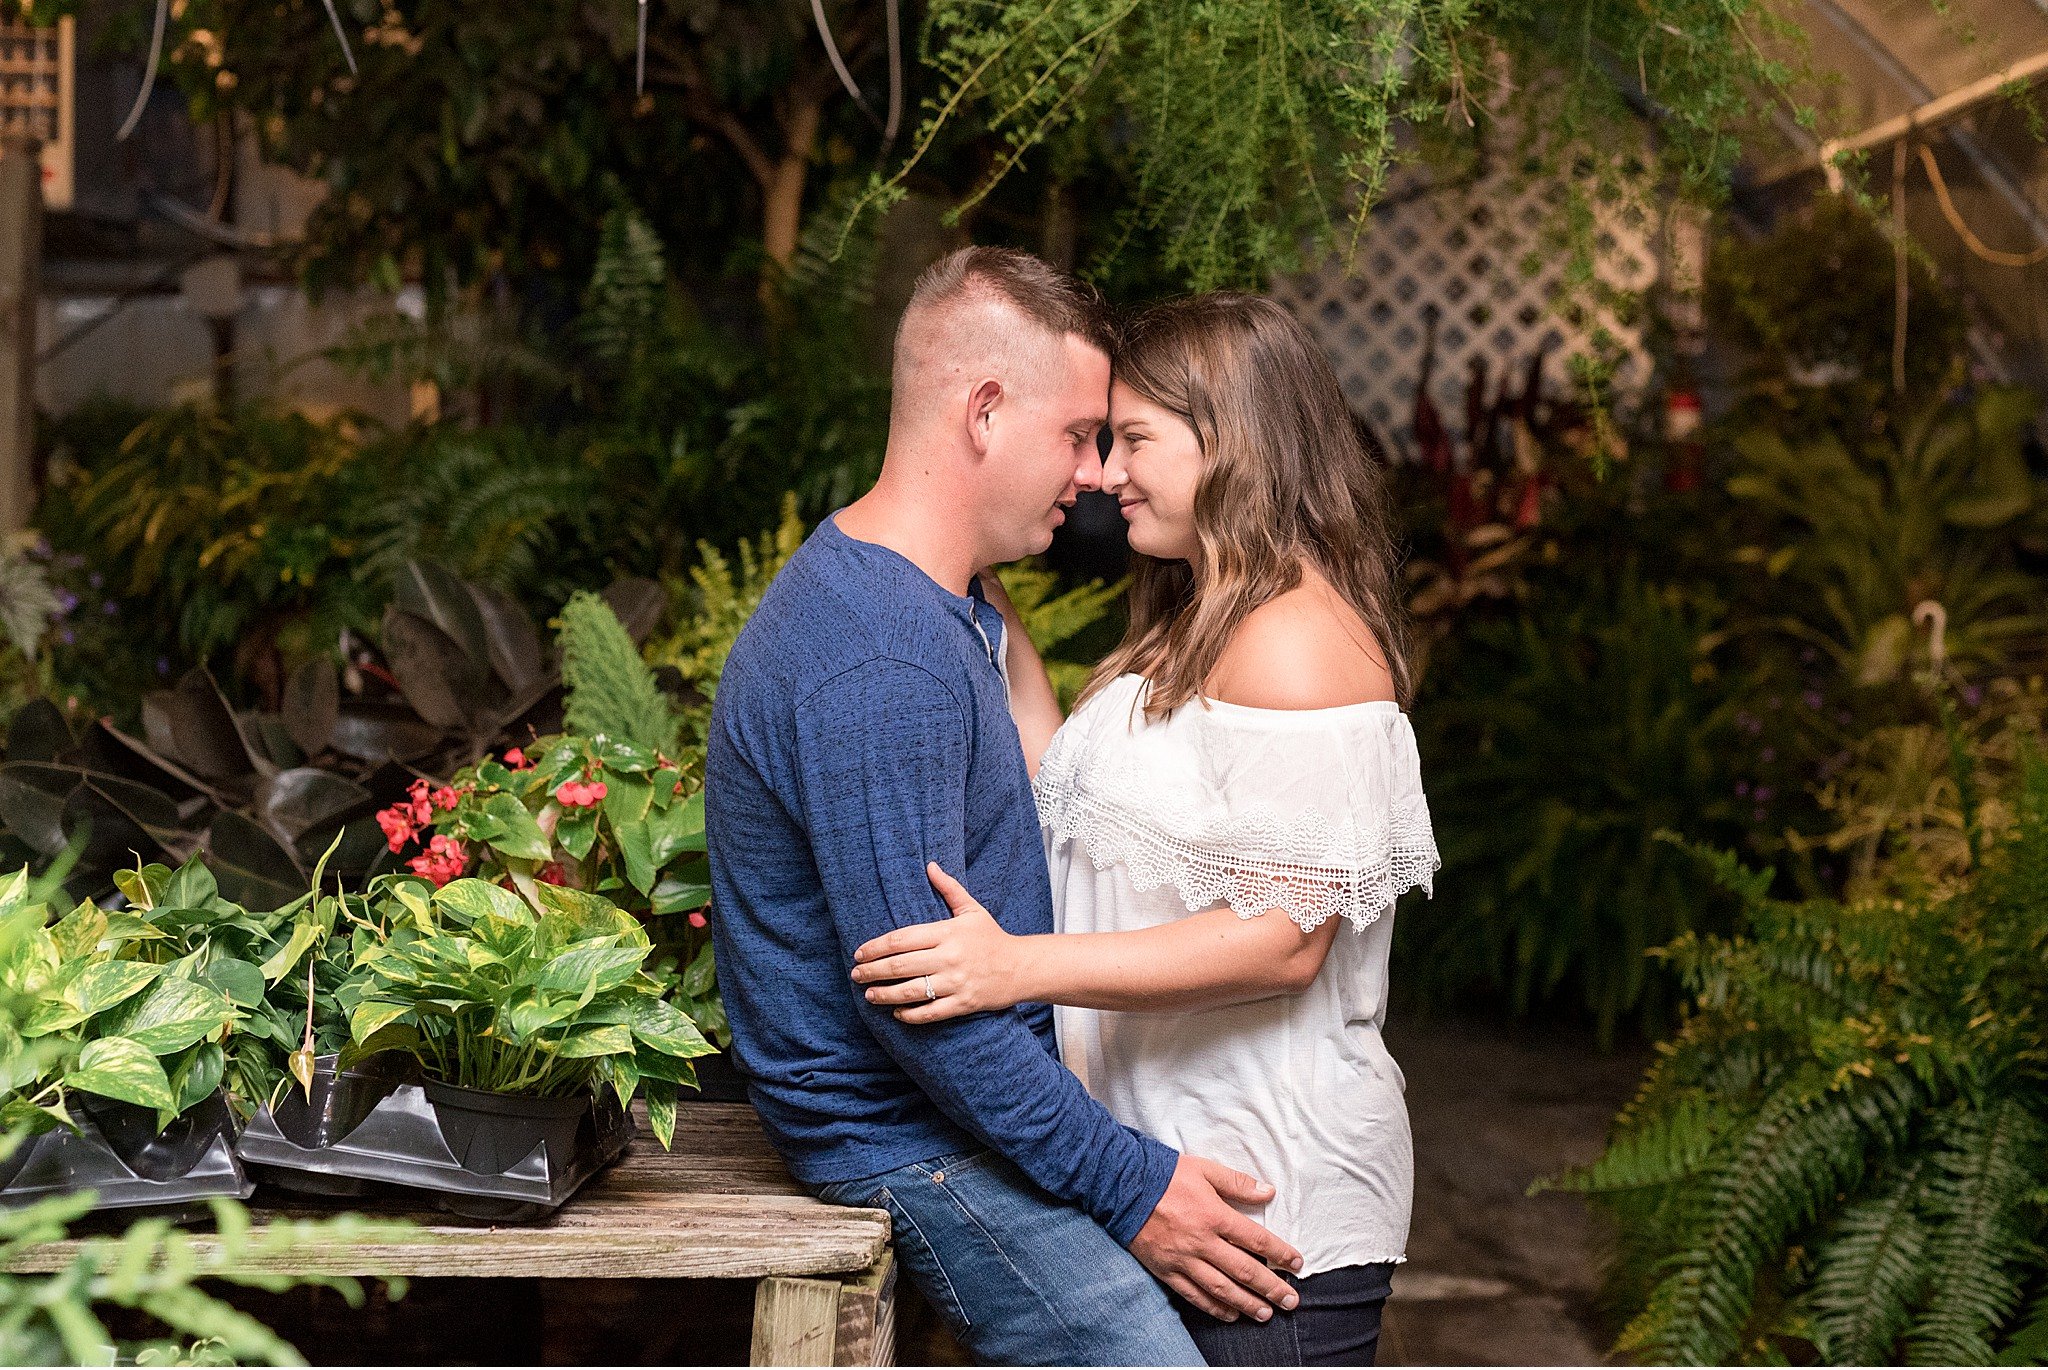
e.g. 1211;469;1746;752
1179;1263;1396;1367
814;1147;1205;1367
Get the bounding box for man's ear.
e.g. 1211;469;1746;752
965;378;1003;457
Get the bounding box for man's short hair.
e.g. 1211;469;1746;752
895;246;1112;370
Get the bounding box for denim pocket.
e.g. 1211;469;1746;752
872;1186;973;1333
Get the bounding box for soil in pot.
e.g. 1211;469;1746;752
422;1080;590;1176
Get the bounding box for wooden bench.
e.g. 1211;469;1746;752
5;1104;898;1367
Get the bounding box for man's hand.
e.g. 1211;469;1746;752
1129;1156;1304;1323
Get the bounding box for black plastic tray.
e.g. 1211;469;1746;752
0;1090;254;1215
236;1057;633;1222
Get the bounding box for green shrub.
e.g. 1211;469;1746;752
1546;739;2048;1364
1407;564;1758;1042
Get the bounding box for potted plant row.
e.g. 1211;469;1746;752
237;869;717;1220
0;864;251;1212
384;732;733;1046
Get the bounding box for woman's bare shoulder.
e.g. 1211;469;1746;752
1206;580;1397;710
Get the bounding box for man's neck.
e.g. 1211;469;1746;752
834;467;984;596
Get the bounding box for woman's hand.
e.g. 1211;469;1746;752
851;863;1034;1022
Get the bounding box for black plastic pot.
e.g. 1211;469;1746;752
237;1073;633;1222
423;1080;589;1176
0;1090;253;1213
254;1053;410;1197
680;1049;750;1104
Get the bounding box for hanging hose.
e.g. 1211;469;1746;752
1917;142;2048;267
115;0;170;142
811;0;881;128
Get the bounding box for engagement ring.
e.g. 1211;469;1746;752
923;975;937;1001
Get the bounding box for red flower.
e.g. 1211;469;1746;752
430;785;461;811
504;747;530;769
687;910;708;929
407;834;467;887
405;777;434;825
555;779;608;808
376;804;418;853
536;861;570;886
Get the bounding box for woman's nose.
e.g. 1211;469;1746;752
1100;444;1130;494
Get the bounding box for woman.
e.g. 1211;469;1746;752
850;293;1439;1367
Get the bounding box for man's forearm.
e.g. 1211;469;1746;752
1012;905;1341;1012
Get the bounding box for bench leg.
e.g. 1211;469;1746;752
751;1251;896;1367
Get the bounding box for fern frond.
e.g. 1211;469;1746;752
1541;1093;1725;1196
559;592;679;752
1907;1097;2046;1364
1808;1157;1929;1364
581;201;668;372
1620;1076;1895;1365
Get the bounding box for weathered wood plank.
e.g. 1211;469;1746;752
833;1251;897;1367
1;1103;891;1282
752;1275;842;1366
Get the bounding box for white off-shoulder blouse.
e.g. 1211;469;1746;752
1035;673;1440;1277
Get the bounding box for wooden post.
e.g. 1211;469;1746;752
0;133;39;533
750;1250;896;1367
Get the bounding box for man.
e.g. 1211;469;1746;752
705;246;1302;1366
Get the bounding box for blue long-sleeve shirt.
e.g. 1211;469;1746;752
704;514;1178;1246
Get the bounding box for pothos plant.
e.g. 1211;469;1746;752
0;865;243;1135
375;591;726;1045
347;876;715;1147
0;866;411;1367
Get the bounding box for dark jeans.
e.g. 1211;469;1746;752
1180;1262;1397;1367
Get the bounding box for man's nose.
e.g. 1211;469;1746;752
1073;451;1105;493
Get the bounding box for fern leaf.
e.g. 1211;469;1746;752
1996;1289;2048;1366
1809;1158;1929;1364
559;592;679;752
581;202;667;372
1620;1077;1892;1365
1907;1098;2045;1365
1542;1093;1725;1196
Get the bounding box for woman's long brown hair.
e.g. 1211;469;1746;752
1083;293;1413;718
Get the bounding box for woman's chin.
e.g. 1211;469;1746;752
1127;525;1195;561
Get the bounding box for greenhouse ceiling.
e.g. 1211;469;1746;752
1749;0;2048;389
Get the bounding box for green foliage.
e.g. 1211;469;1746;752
1547;745;2048;1364
650;497;808;760
387;730;724;1046
36;405;387;696
1708;194;1968;415
862;0;1804;289
1407;565;1753;1042
0;882;407;1366
1725;385;2048;689
0;862;242;1132
560;594;681;755
993;564;1127;707
348;875;714;1143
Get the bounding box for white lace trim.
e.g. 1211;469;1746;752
1035;767;1440;935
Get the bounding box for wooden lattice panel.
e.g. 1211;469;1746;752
1274;161;1660;459
0;16;72;209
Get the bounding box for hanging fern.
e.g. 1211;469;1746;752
558;591;679;754
1553;741;2048;1365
